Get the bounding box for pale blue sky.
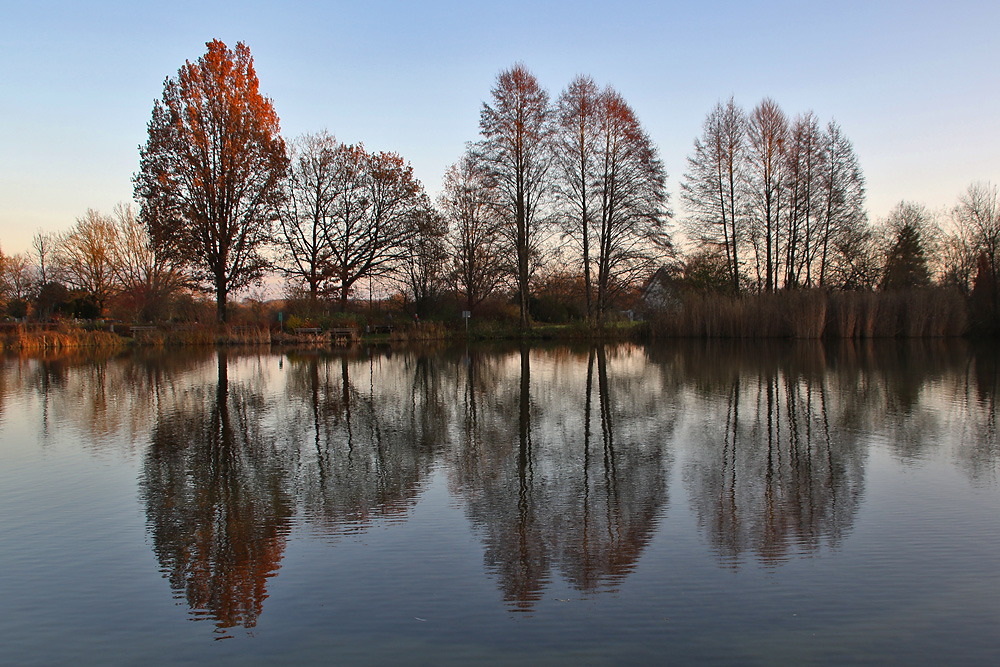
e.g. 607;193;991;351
2;0;997;254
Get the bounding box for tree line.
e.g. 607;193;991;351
1;40;997;332
681;98;866;293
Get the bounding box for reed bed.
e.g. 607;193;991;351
0;325;128;352
128;324;272;346
650;288;968;339
384;321;449;342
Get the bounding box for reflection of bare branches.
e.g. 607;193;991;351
462;346;549;611
554;345;671;593
450;344;672;611
951;344;999;484
3;338;998;625
2;349;211;451
680;344;867;566
281;351;440;537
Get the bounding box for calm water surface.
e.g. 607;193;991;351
0;341;997;665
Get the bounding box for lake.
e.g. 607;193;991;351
0;340;997;665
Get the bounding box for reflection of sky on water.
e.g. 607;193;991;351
1;340;997;634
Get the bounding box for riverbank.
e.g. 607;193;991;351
1;288;987;352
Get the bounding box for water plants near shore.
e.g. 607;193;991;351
649;288;968;339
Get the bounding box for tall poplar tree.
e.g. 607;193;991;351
477;64;554;330
682;98;746;294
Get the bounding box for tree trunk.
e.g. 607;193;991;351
583;211;592;323
517;194;530;331
216;280;228;323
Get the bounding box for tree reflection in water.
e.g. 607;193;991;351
672;341;866;566
1;348;211;449
140;351;293;636
280;349;440;535
449;344;672;611
4;340;990;627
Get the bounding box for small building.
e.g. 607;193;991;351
640;266;681;314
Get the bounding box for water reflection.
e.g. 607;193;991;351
953;343;999;484
281;350;439;534
2;340;997;628
671;342;865;565
0;349;211;449
140;351;293;636
449;344;672;610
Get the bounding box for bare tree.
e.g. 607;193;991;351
57;209;117;314
402;205;448;315
745;98;788;292
3;251;33;302
134;40;288;322
107;203;187;322
31;230;58;288
0;247;29;318
827;217;880;290
554;75;601;320
940;225;978;293
278;131;341;305
591;87;670;321
439;152;504;313
952;182;1000;303
783;112;824;287
324;145;425;311
0;245;8;308
477;63;555;329
816;120;866;286
682;97;746;294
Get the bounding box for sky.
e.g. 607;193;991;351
1;0;998;255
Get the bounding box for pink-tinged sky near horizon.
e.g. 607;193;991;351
1;0;997;255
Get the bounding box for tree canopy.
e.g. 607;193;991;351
134;39;288;322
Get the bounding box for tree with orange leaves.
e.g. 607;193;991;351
135;40;288;323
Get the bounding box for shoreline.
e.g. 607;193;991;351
3;285;994;352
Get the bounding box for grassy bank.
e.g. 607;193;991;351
130;324;272;346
